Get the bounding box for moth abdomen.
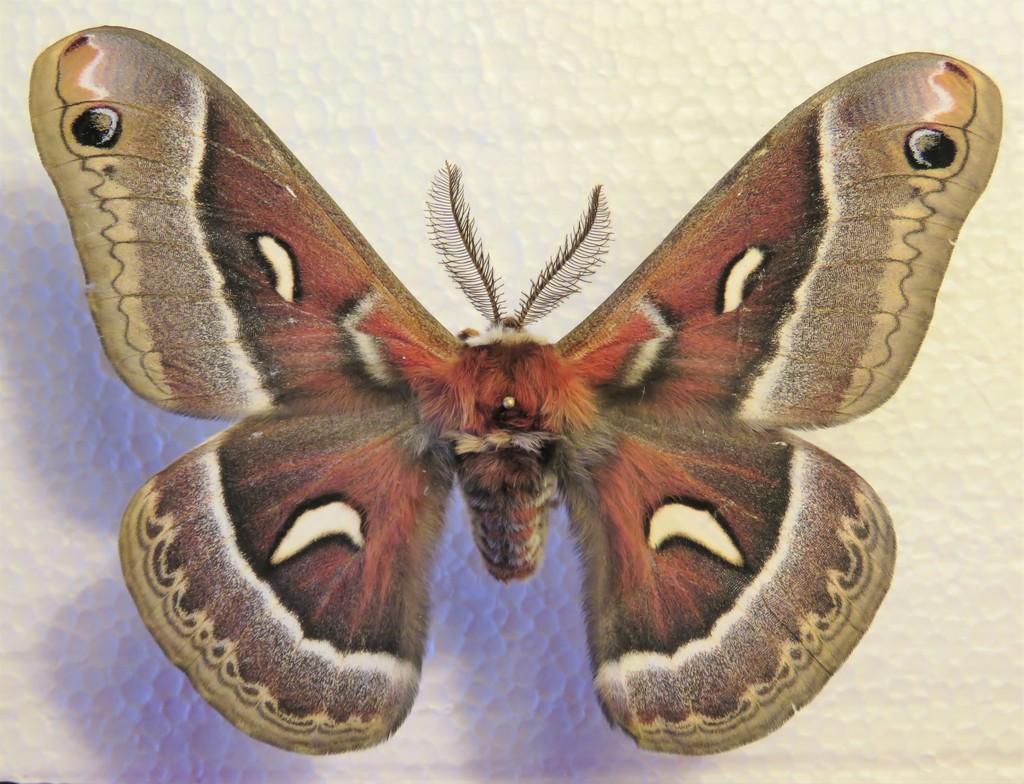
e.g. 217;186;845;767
458;448;556;581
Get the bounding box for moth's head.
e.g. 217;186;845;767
426;162;610;333
456;316;527;345
414;163;608;437
415;334;595;437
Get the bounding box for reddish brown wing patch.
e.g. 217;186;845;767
561;415;895;753
30;27;458;417
120;407;453;753
559;54;1001;429
559;103;823;408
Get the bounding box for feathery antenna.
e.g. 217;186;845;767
426;162;506;324
515;186;611;326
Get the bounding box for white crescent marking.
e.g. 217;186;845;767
721;247;765;313
255;234;296;302
648;503;744;567
271;500;365;565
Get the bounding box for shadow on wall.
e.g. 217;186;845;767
40;575;320;781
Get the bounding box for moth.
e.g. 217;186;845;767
30;27;1001;755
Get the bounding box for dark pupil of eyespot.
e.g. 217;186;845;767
71;106;122;149
904;128;956;170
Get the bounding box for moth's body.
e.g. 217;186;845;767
423;328;591;580
31;27;1000;757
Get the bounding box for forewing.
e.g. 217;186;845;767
120;406;453;753
30;27;457;417
559;54;1000;427
560;414;895;753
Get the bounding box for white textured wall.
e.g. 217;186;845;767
2;1;1021;781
